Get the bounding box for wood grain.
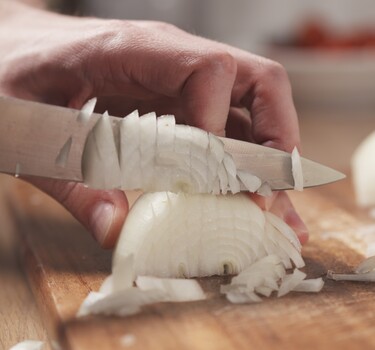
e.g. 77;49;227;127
0;175;49;350
6;177;375;350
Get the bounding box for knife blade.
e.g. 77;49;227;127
0;96;345;190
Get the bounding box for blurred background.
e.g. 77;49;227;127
43;0;375;114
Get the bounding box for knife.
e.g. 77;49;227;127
0;96;345;190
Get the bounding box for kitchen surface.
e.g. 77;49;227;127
2;113;375;350
3;1;375;349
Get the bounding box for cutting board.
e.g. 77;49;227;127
7;178;375;350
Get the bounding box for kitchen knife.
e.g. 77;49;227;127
0;96;345;190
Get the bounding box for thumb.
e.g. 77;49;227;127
27;177;129;248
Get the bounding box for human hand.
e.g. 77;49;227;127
0;2;307;246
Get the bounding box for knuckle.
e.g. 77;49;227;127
197;49;237;78
260;60;290;85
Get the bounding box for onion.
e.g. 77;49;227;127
291;147;304;191
76;97;97;124
352;130;375;206
292;278;324;293
135;276;206;302
55;136;72;168
277;268;306;297
9;341;44;350
82;111;265;195
82;111;121;189
113;192;303;279
355;256;375;274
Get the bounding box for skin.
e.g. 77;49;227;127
0;0;308;248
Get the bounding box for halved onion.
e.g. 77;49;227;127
113;192;303;279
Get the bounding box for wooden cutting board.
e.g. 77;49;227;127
7;178;375;350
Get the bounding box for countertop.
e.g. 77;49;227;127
1;109;375;350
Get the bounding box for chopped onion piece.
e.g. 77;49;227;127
9;341;44;350
292;278;324;293
55;136;72;168
291;147;304;191
265;212;302;251
120;111;141;189
278;268;306;297
327;270;375;282
237;170;262;192
77;97;97;124
352;130;375;206
257;182;273;197
77;288;166;317
355;256;375;274
82;111;122;189
136;276;206;302
226;291;262;304
120;334;136;347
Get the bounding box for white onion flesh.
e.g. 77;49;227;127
55;136;72;168
277;268;306;297
9;340;44;350
82;111;268;195
354;255;375;274
257;182;273;197
114;192;303;279
135;276;206;302
291;147;304;191
76;97;97;124
82;111;121;189
352;130;375;207
292;278;324;292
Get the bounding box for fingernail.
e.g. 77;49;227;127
284;209;309;244
89;202;115;244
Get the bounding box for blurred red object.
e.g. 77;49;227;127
280;19;375;50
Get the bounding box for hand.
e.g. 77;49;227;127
0;2;307;247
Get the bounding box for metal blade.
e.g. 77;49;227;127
220;137;345;190
0;96;119;181
0;96;345;191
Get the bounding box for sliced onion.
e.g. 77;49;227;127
76;97;97;124
277;268;306;297
9;341;44;350
82;111;121;189
257;182;272;197
352;130;375;207
354;256;375;274
291;147;304;191
236;170;262;193
120;110;141;189
292;278;324;292
135;276;206;302
55;136;72;168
